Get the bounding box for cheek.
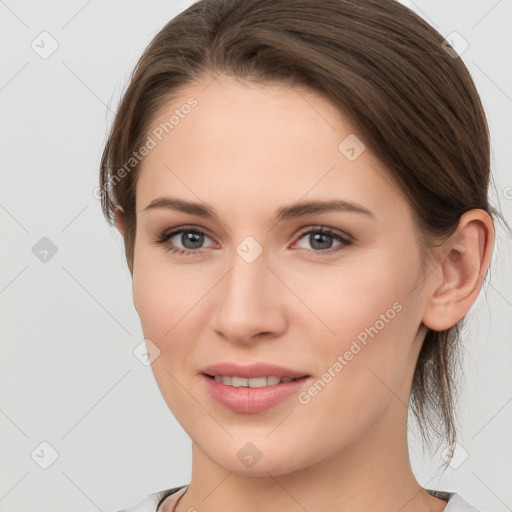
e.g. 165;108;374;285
306;251;422;404
294;304;417;452
131;252;210;405
132;264;168;342
299;259;409;351
132;243;199;341
132;256;201;421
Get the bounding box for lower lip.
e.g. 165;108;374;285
202;374;311;413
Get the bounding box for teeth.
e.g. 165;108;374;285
245;376;266;387
212;375;297;387
232;376;248;387
266;376;281;386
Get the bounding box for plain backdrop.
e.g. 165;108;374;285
0;1;511;511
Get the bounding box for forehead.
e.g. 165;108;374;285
135;76;408;220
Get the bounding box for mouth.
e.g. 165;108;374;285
201;372;312;413
202;374;309;387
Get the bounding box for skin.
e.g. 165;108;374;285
114;75;494;512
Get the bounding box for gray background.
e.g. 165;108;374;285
0;1;511;511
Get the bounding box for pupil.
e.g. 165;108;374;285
182;232;204;249
311;233;332;250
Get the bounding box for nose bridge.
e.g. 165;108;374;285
223;239;271;310
212;237;285;342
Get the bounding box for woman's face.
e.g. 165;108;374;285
128;75;434;475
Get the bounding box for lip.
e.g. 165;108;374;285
200;362;311;414
200;362;309;379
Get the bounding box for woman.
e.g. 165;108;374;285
99;0;508;510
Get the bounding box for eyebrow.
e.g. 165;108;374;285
143;196;375;221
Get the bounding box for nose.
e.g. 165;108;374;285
210;246;288;345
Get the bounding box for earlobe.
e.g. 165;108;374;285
422;209;494;332
114;207;126;237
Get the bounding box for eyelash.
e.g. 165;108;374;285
153;225;353;257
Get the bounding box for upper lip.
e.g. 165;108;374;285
201;362;309;379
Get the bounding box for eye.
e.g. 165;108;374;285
293;227;352;255
153;225;353;257
153;226;216;256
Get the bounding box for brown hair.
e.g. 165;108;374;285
99;0;509;466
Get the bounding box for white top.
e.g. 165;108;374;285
115;486;481;512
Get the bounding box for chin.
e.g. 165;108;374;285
194;434;322;477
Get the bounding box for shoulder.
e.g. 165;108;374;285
426;489;481;512
113;486;187;512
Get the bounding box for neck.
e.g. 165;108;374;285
173;403;445;512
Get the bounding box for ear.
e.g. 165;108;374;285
114;207;126;237
422;209;494;332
